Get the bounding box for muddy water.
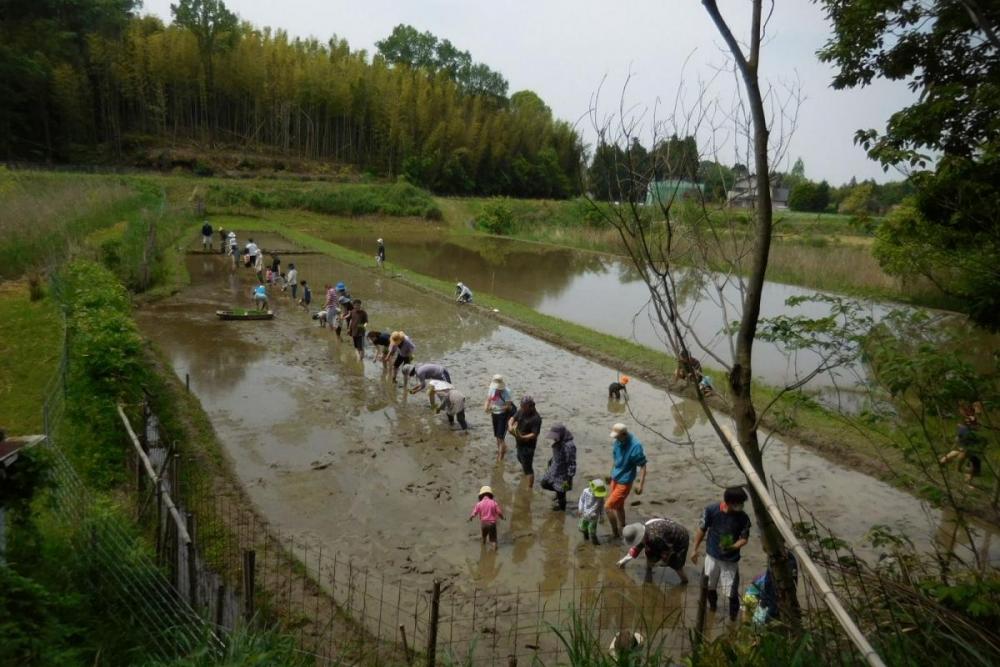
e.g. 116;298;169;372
324;229;998;411
138;240;998;650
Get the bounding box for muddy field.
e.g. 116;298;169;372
137;235;996;653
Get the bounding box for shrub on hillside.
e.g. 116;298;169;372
477;200;516;235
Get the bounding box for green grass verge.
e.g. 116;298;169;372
0;282;62;434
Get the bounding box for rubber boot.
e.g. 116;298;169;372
707;590;718;612
590;531;600;546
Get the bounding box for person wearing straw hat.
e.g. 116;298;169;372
606;423;647;539
468;485;505;550
577;478;609;545
617;518;690;584
387;331;415;382
484;374;513;462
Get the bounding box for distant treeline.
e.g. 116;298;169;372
0;1;582;198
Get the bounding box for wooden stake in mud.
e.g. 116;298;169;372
399;624;412;665
216;583;226;630
426;579;442;667
243;549;256;623
693;573;709;653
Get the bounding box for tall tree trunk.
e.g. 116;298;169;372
702;0;800;620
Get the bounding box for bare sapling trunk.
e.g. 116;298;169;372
702;0;799;619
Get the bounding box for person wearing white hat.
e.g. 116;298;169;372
484;374;513;462
606;423;647;539
428;380;467;430
468;485;505;550
617;518;690;584
376;238;385;267
455;281;473;304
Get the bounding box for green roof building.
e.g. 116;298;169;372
645;179;704;206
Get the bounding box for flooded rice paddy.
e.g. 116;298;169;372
323;228;998;412
137;235;997;651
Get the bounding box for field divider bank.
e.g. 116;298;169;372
214;216;939;511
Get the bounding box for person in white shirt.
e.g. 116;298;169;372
285;264;298;298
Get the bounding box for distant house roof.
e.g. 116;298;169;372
645;180;703;206
726;175;789;209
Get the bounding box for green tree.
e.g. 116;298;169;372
818;0;1000;329
170;0;238;127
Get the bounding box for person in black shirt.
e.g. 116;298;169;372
367;330;392;363
508;396;542;487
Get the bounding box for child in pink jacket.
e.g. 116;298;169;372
469;485;505;551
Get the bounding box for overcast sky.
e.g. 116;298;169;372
142;0;915;185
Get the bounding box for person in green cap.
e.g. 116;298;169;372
577;478;608;545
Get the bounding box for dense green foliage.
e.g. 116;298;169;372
376;23;508;100
205;178;442;219
818;0;1000;330
0;1;582;198
60;261;147;488
788;180;831;213
588;135;699;202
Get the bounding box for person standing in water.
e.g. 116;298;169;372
285;263;298;299
508;396;542;487
485;375;513;462
606;423;647;540
469;485;504;551
540;423;577;511
201;220;213;250
376;238;386;268
691;486;752;621
347;299;368;362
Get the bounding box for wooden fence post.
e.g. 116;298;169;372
426;579;441;667
242;550;256;623
187;512;197;609
155;479;163;561
693;573;709;653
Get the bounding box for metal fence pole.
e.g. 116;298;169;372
243;549;256;623
426;579;442;667
187;512;198;608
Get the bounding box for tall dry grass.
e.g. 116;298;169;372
0;169;140;279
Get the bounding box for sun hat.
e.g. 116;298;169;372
377;238;383;243
490;374;505;388
609;631;645;658
390;331;404;344
610;423;628;438
336;281;346;291
590;478;608;498
620;375;630;384
545;423;567;440
427;380;453;392
622;522;646;548
478;485;493;498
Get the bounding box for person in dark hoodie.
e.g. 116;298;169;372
540;423;577;511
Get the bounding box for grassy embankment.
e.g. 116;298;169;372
435;196;951;308
212;211;934;497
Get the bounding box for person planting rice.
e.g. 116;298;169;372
456;281;473;304
469;485;504;551
617;517;690;584
609;375;630;400
366;330;392;363
674;350;702;383
428;380;468;430
388;331;415;382
251;282;268;311
322;284;337;329
335;285;353;341
403;362;452;393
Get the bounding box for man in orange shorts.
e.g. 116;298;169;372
607;423;647;539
